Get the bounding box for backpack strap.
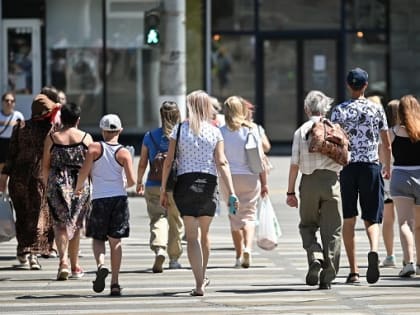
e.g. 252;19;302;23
149;132;160;152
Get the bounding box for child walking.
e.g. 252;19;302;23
75;114;136;296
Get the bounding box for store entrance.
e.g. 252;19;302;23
2;19;41;119
262;38;337;142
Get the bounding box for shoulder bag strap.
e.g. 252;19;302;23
173;123;181;160
0;112;15;137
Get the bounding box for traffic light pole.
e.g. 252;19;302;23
159;0;186;120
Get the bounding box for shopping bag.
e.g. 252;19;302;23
257;196;281;250
0;193;16;242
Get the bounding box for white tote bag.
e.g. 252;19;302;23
245;128;264;174
257;196;282;250
0;193;15;242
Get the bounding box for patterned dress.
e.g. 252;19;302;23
2;119;54;256
47;133;91;240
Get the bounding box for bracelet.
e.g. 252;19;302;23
286;192;295;196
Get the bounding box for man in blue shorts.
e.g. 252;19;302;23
331;68;391;284
76;114;136;296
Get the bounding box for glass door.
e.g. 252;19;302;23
2;19;41;119
263;38;337;142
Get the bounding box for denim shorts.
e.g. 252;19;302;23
390;168;420;205
173;172;218;217
86;195;130;241
340;162;384;223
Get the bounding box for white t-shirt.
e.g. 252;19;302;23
220;125;256;175
0;110;25;138
171;121;223;176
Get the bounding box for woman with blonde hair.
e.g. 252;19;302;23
137;101;184;273
220;96;268;268
389;95;420;277
160;90;237;296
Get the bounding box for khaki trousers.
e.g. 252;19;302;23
299;169;342;283
144;186;184;260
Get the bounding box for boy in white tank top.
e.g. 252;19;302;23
75;114;136;296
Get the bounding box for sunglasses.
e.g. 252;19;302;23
4;99;15;103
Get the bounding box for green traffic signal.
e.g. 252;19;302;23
146;28;159;45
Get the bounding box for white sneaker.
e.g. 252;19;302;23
380;255;396;267
241;249;251;268
169;260;182;269
399;262;415;277
29;255;41;270
234;258;241;268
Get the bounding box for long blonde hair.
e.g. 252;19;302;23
186;90;213;136
399;95;420;142
160;101;181;137
223;96;251;131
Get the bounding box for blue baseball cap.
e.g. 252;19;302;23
346;67;368;89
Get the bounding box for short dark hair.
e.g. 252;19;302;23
60;102;81;126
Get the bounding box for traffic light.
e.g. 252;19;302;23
144;9;160;46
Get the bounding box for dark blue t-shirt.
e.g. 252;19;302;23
142;127;169;186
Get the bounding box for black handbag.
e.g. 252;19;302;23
166;123;181;192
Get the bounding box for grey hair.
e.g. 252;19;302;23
304;90;334;116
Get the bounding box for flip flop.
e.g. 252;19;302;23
345;272;360;284
367;251;380;284
93;266;109;293
204;276;210;287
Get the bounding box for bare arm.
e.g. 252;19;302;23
159;138;176;208
380;129;391;180
136;144;149;195
117;148;136;188
261;133;271;153
41;133;53;188
214;140;236;196
75;143;98;193
286;163;299;208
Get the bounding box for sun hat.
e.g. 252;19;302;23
31;94;60;119
99;114;122;131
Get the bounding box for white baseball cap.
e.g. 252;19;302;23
99;114;122;131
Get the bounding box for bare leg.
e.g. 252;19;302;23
55;227;69;267
242;223;256;251
199;216;213;281
343;217;358;274
412;205;420;265
395;197;415;264
93;239;106;268
364;221;380;252
382;202;395;257
230;229;243;259
108;237;122;286
69;229;81;269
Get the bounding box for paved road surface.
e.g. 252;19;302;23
1;157;420;314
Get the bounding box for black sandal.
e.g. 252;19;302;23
110;283;122;296
345;272;360;284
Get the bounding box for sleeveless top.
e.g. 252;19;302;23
91;141;127;199
392;134;420;166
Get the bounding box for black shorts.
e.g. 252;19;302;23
0;138;11;163
173;172;218;217
86;196;130;241
340;162;384;223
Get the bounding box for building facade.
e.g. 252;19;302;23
1;0;419;149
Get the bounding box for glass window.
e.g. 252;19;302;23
211;35;255;104
263;40;297;142
212;0;254;31
345;0;387;30
259;0;340;30
346;32;387;97
46;0;103;127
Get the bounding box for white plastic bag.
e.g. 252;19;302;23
257;196;281;250
0;193;15;242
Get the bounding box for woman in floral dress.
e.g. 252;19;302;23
42;102;92;280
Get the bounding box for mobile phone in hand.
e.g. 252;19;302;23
228;195;238;215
